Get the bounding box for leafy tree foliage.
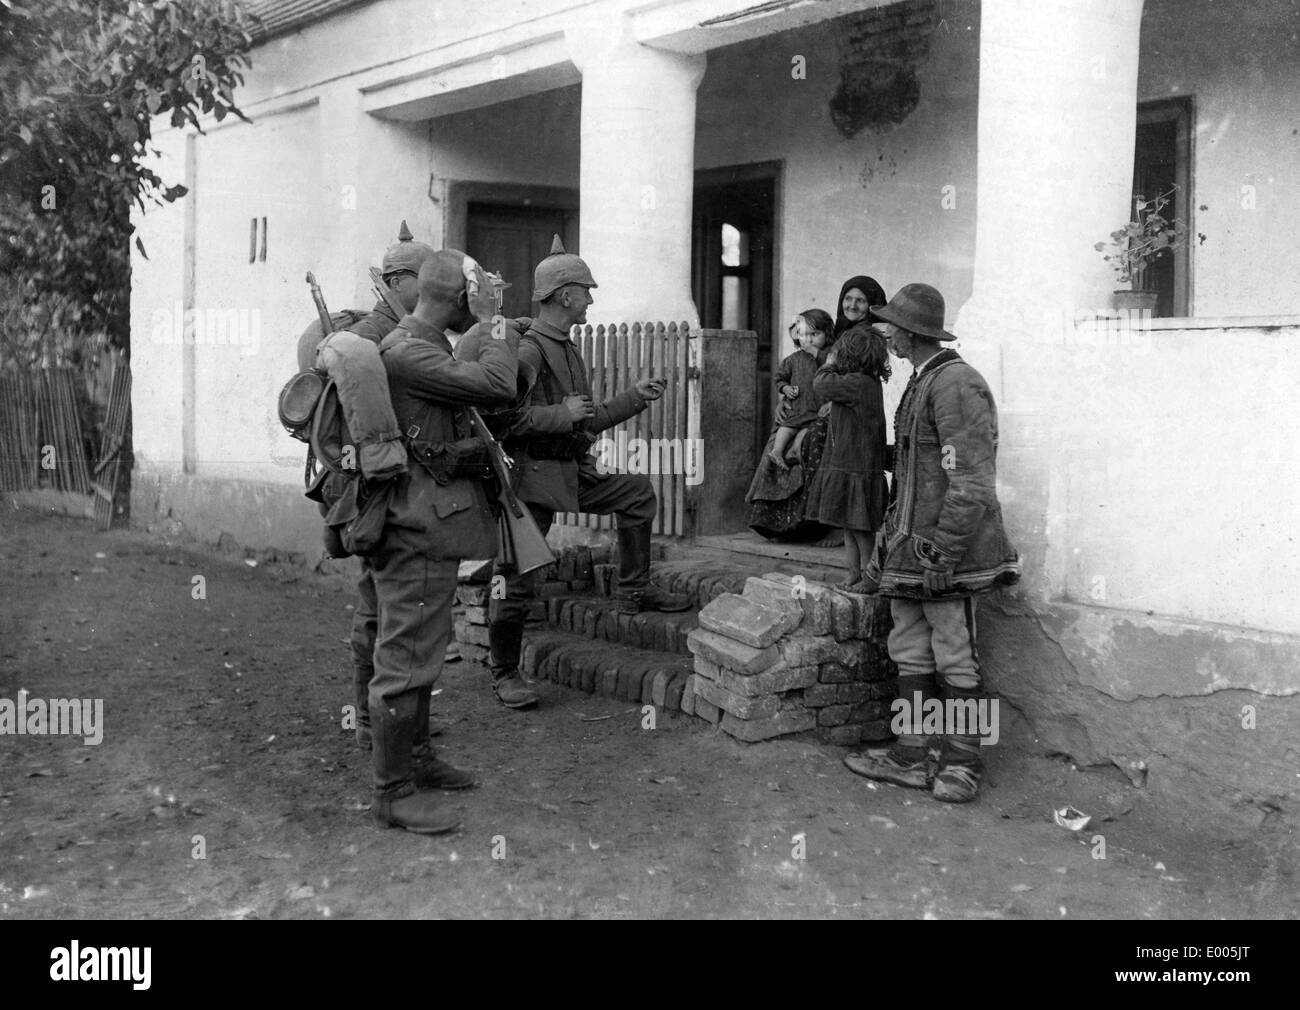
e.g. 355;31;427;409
1;0;254;362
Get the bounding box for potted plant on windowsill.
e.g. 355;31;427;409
1096;187;1188;313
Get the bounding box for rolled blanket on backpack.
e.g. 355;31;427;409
315;330;408;480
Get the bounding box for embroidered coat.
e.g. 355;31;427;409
870;349;1020;598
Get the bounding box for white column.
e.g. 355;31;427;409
568;19;705;324
956;0;1146;349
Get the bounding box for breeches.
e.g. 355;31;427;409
367;529;458;709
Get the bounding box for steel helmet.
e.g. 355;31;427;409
532;234;597;301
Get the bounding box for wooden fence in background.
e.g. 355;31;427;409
554;321;696;538
0;353;131;527
0;367;93;495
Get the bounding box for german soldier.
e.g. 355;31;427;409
486;237;692;710
367;249;518;834
297;222;464;755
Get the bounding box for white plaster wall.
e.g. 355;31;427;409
1139;0;1300;317
129;130;188;468
430;85;581;194
1037;323;1300;633
188;104;322;484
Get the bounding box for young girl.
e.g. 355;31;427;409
803;323;891;591
768;308;835;470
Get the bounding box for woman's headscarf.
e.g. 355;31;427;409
833;275;887;339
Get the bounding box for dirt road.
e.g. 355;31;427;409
0;506;1292;919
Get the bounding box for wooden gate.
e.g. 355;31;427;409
554;321;696;537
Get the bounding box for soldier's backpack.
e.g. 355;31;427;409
277;311;406;558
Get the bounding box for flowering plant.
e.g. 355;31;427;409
1096;188;1188;291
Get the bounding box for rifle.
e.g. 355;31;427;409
367;266;553;576
305;272;334;336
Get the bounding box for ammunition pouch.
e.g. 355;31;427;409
315;472;395;558
408;436;493;485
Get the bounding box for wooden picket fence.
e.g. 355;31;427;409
555;321;696;537
0;354;132;527
0;367;93;495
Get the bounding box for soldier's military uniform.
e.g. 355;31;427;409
338;225;442;755
369;291;519;832
487;241;690;708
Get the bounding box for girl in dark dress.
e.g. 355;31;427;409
768;309;834;470
803;323;891;590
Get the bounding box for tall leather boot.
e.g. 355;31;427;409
488;617;539;709
354;659;372;752
411;688;475;790
370;693;461;834
614;522;692;614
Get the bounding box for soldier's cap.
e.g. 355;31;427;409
532;234;597;302
381;219;438;276
418;248;484;303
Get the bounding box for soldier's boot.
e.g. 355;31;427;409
370;694;461;835
354;660;373;752
488;619;539;709
357;663;442;749
411;688;475;791
932;735;983;804
614;522;692;614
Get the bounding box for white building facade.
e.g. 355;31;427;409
130;0;1300;832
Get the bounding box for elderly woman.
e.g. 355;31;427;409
834;275;887;339
745;274;888;541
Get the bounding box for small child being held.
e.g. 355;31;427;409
803;323;892;591
769;308;835;471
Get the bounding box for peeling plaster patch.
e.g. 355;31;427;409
829;0;936;139
1037;602;1300;701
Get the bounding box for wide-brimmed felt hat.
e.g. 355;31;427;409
870;283;956;341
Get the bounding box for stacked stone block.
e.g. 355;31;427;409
453;545;612;666
683;573;896;745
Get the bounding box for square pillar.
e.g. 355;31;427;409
568;20;705;324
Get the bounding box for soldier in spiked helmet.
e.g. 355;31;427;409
485;237;693;710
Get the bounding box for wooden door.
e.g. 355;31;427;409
692;166;777;452
466;203;574;319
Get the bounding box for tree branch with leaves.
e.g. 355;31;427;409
0;0;255;361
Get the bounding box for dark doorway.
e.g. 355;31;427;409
1134;98;1193;317
448;182;579;320
692;164;778;447
467;203;576;319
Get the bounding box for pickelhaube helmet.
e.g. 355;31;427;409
381;219;437;277
532;235;597;301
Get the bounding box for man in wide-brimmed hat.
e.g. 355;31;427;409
844;283;1020;803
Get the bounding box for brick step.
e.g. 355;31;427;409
541;555;795;656
519;629;695;711
454;547;855;669
545;595;699;656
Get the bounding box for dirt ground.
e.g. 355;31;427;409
0;504;1294;920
